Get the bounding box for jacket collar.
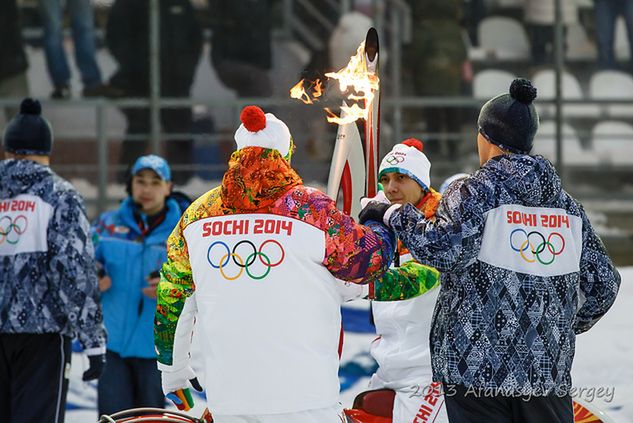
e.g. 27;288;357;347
220;147;302;212
414;187;441;219
119;197;180;239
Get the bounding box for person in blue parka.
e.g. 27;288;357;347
91;154;183;415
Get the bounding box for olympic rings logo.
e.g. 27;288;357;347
0;215;28;245
509;229;565;265
385;155;405;165
207;239;285;280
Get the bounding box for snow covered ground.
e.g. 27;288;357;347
66;267;633;422
570;267;633;422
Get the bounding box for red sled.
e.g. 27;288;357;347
344;389;395;423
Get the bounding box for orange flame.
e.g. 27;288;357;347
290;79;324;104
313;79;323;99
289;41;379;125
324;41;379;124
290;79;314;104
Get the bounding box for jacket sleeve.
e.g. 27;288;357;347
49;192;106;353
389;179;489;273
312;193;395;284
89;214;106;268
155;216;197;368
573;208;621;334
373;259;440;301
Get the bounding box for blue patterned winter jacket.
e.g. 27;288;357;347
91;197;181;358
0;159;106;353
390;154;620;396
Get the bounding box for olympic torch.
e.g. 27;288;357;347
326;28;380;219
289;28;380;219
326;103;367;219
362;28;380;199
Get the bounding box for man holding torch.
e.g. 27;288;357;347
154;105;398;423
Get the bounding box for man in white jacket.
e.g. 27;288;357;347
154;106;397;423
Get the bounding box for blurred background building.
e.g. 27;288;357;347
1;0;632;264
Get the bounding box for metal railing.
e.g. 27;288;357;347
3;95;633;215
3;0;632;215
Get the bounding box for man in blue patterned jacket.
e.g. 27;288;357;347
360;79;621;422
0;98;106;423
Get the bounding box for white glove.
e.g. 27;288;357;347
360;190;390;209
160;365;198;395
160;365;203;411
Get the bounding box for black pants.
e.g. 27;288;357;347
527;25;568;66
444;384;573;423
97;350;164;416
0;333;71;423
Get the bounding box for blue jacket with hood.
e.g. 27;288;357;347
390;154;620;396
92;197;181;358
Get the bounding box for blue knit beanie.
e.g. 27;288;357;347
3;98;53;156
477;79;539;154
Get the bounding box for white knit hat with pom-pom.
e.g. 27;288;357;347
378;138;431;190
234;105;292;158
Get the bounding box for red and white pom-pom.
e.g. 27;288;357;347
402;138;424;152
240;106;267;132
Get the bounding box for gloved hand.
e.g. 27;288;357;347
82;353;106;381
359;190;390;209
358;202;390;225
359;191;401;226
162;365;203;411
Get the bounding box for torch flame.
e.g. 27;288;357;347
290;79;314;105
289;41;379;125
290;79;324;105
313;79;323;99
324;41;379;124
325;104;368;125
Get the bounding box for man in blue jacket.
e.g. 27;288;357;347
0;98;106;423
92;154;182;415
360;79;621;422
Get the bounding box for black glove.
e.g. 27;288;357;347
83;354;106;381
358;202;391;225
190;377;203;392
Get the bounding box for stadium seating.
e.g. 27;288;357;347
589;70;633;118
532;69;600;118
478;16;531;60
533;120;602;165
473;69;517;99
591;121;633;165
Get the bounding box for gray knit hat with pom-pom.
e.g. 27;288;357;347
3;98;54;156
477;78;539;154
